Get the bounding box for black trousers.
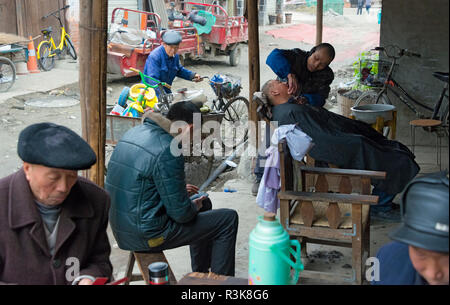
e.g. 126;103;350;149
145;198;239;276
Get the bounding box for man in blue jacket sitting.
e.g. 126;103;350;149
105;101;239;276
143;30;202;95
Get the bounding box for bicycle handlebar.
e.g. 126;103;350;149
43;5;70;19
373;45;421;59
130;68;171;89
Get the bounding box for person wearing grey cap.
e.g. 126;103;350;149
373;171;449;285
0;123;113;285
143;29;202;96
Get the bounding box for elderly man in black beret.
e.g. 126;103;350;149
143;30;202;96
0;123;113;285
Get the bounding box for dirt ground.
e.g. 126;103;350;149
1;8;400;284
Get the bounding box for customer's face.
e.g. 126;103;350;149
271;79;289;95
409;245;449;285
307;48;332;72
23;163;78;206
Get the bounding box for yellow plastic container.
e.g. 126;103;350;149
130;83;158;108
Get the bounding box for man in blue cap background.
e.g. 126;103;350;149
143;30;202;95
372;171;449;285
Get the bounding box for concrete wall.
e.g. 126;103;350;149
380;0;449;145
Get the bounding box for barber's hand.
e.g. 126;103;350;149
186;184;199;196
287;73;298;95
295;96;308;105
193;196;206;211
192;74;203;82
78;278;94;285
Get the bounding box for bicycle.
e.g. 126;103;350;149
0;56;16;92
205;74;249;149
355;45;449;137
37;5;77;71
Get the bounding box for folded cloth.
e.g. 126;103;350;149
256;124;314;213
272;124;314;162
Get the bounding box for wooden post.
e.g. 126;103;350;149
316;0;323;45
15;0;26;38
247;0;260;153
79;0;108;187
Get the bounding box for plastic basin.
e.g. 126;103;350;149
350;104;396;124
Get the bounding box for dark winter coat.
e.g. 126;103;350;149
0;169;113;285
105;112;198;251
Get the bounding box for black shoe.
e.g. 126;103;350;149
252;181;260;196
370;208;401;223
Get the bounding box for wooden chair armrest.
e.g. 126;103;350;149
278;191;379;205
299;166;386;180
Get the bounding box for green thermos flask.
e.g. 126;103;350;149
248;214;304;285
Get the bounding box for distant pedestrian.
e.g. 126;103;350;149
357;0;364;15
365;0;372;14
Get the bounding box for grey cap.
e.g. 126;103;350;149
162;30;182;45
389;171;449;253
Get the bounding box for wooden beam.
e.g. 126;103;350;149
79;0;108;187
15;0;26;37
316;0;323;45
247;0;260;151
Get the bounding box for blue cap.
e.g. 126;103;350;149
162;30;182;45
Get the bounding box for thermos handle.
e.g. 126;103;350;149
289;239;304;285
270;240;304;285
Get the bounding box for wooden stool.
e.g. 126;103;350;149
410;119;443;170
124;251;177;285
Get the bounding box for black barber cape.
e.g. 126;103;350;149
271;99;420;195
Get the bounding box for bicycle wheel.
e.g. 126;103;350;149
354;90;391;107
220;96;249;149
0;57;16;92
38;41;55;71
65;35;77;60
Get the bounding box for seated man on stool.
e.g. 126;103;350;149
105;101;239;276
373;171;448;285
260;79;420;220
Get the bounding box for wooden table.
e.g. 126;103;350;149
177;272;248;285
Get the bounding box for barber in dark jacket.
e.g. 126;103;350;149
106;101;239;276
252;43;336;195
0;123;113;285
266;43;335;108
373;171;449;285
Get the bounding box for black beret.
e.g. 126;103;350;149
17;123;97;170
162;30;182;45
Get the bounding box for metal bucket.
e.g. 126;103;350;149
350;104;396;124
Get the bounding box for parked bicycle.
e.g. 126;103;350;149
204;74;249;148
0;56;16;92
37;5;77;71
355;45;449;136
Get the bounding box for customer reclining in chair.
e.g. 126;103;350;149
261;79;420;213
